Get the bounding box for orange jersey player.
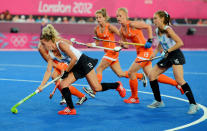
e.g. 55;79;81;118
83;8;147;98
116;8;184;104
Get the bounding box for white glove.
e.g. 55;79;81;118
91;43;96;47
114;46;122;52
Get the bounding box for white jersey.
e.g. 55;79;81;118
156;26;176;50
49;41;82;64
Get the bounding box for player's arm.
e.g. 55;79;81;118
94;27;100;46
150;43;162;59
109;24;120;37
38;58;53;91
59;41;77;73
166;27;184;53
87;27;99;47
119;30;129;49
130;21;153;39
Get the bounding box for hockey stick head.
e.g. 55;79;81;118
11;107;18;114
70;38;76;43
93;37;101;41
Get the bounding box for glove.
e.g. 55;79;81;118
87;43;96;48
114;46;122;52
144;39;152;48
61;71;69;79
161;50;169;58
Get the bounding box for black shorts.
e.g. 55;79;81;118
157;49;185;69
71;54;98;80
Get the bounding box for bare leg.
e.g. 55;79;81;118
96;59;110;83
110;62;126;77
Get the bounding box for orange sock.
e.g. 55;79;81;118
129;79;138;98
125;71;143;80
69;86;84;98
157;74;178;86
136;73;143;80
97;74;102;83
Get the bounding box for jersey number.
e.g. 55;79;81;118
144;52;149;57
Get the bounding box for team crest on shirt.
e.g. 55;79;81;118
88;63;93;68
174;59;179;64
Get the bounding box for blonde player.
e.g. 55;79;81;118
116;8;184;103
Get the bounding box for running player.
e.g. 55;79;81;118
38;42;87;105
116;8;184;104
83;8;147;98
38;24;126;115
147;10;199;114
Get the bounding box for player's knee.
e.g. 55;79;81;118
59;82;67;90
93;85;102;92
116;72;123;78
128;71;133;77
149;72;156;81
175;78;186;86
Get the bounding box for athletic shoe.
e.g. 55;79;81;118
176;85;184;95
76;95;87;105
58;107;76;115
188;104;200;114
60;96;66;105
116;81;126;98
141;73;147;87
147;100;165;108
83;87;95;98
124;96;139;103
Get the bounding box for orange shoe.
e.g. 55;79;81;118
124;97;139;103
58;107;76;115
176;85;184;95
116;81;126;98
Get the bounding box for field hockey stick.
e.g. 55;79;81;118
70;38;122;52
11;75;61;114
49;78;62;99
93;37;145;46
49;83;58;99
136;56;162;63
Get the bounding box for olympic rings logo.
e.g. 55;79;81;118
10;35;28;47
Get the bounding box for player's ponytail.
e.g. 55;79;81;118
95;8;110;21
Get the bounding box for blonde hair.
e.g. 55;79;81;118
117;8;128;19
41;24;60;42
95;8;110;21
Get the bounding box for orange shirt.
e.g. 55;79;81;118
121;21;152;53
96;23;116;53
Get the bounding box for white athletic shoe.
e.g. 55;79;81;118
141;73;147;87
60;97;66;105
188;104;200;114
147;100;165;108
76;95;87;105
83;87;95;98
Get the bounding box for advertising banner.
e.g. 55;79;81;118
1;0;207;18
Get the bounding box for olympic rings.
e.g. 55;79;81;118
10;35;28;47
